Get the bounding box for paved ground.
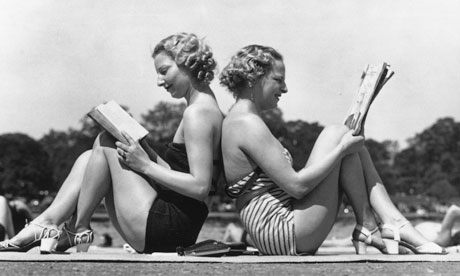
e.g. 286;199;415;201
1;246;460;276
1;262;460;276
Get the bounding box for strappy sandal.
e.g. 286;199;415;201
55;223;94;253
381;221;447;255
0;222;60;254
352;225;387;254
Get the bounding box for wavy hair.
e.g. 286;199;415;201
219;45;283;97
152;33;216;84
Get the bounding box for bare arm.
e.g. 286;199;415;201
117;106;218;201
238;115;362;199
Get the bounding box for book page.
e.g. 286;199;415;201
89;100;148;143
344;63;393;135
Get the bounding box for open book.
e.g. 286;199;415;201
88;100;149;144
344;63;394;135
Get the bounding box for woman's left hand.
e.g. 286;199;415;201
115;131;151;173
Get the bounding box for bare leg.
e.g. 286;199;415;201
340;153;384;250
5;151;92;246
74;133;157;252
358;148;432;247
434;205;460;246
340;153;380;232
294;125;380;253
0;196;14;239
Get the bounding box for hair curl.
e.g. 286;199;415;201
219;45;283;98
152;32;216;84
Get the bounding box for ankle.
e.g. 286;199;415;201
31;217;57;227
73;224;91;233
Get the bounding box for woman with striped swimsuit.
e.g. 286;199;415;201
219;45;445;255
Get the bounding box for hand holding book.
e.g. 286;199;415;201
344;63;394;135
88;100;149;144
115;131;152;173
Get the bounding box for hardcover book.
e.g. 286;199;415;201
88;100;149;144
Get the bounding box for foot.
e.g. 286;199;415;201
55;223;93;253
381;221;446;254
0;222;59;253
352;225;386;254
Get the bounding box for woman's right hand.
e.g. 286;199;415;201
339;130;365;156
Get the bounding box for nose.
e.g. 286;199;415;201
281;82;288;93
157;76;165;87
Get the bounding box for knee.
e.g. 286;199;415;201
75;150;93;165
448;205;460;215
94;132;117;148
318;124;349;145
323;124;349;136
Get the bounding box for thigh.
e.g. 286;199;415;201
293;125;347;253
293;167;341;253
99;141;158;252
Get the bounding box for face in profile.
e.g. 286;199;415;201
154;52;192;99
255;59;287;110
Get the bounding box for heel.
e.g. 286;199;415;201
383;238;399;254
352;240;367;254
55;223;93;253
40;238;58;254
76;243;91;253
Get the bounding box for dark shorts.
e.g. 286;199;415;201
142;190;208;253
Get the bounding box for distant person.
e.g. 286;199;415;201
0;196;33;241
0;32;223;254
415;205;460;248
97;233;113;247
219;44;446;255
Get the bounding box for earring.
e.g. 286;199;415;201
250;91;255;102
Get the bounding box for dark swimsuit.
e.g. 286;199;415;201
141;141;212;253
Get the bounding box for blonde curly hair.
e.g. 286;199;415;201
153;33;216;84
219;45;283;98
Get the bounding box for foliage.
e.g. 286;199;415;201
0;133;54;199
39;116;100;189
394;117;460;197
140;102;186;144
2;100;460;208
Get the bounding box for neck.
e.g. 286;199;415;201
236;87;262;113
232;98;260;116
185;83;214;105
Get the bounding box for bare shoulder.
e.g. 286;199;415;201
183;101;223;123
225;112;267;131
223;112;272;144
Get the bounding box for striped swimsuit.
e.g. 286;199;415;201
229;149;299;255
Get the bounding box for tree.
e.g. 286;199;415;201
140;102;186;143
393;117;460;196
39;114;101;190
0;133;54;199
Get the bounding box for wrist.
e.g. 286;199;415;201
335;144;347;159
141;161;154;175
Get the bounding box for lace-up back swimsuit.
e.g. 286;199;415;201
141;141;218;253
228;149;299;255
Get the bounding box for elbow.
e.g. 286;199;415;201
288;182;311;199
194;184;210;201
290;190;306;200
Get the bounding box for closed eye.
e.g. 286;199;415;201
273;77;284;83
158;66;169;75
